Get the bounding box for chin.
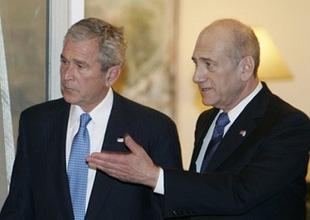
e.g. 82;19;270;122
63;94;78;105
202;98;216;107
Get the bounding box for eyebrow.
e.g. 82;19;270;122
74;59;89;67
200;57;215;63
60;54;89;67
192;57;216;64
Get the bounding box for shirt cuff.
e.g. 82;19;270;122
153;167;164;195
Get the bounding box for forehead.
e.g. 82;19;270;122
62;38;99;60
192;28;232;61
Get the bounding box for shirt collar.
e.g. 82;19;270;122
223;82;263;124
69;87;114;127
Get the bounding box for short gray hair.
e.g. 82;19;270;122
65;17;127;72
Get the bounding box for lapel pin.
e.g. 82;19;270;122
239;130;247;137
117;137;124;143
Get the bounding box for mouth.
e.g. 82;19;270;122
62;86;76;93
200;87;212;92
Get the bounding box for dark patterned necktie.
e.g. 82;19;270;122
200;112;230;172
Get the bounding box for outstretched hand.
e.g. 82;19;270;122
86;135;160;188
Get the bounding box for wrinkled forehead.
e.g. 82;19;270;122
193;26;233;59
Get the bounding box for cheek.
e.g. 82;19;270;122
79;79;92;93
221;79;241;99
83;77;105;94
211;77;231;101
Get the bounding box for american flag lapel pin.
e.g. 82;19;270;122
117;137;124;143
239;130;247;137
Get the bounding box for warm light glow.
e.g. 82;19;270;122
253;27;292;80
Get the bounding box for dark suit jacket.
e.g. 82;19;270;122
163;83;310;220
0;91;182;220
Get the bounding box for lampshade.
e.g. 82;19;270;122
253;27;292;80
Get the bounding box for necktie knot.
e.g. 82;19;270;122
79;113;91;129
216;112;230;128
212;112;230;139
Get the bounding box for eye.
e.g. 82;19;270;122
60;58;68;65
75;62;88;71
205;62;216;72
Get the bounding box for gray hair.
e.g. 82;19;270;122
65;17;127;72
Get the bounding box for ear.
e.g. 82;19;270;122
104;65;121;87
238;56;255;81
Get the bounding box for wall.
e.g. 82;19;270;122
176;0;310;168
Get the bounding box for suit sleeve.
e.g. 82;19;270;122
0;112;35;219
163;111;310;218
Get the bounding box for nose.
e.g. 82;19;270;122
61;63;74;80
192;65;207;84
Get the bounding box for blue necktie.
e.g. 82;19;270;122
200;112;230;172
68;113;91;220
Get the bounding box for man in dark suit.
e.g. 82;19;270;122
0;18;182;220
87;18;310;219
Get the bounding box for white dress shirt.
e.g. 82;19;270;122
66;88;113;209
154;82;263;194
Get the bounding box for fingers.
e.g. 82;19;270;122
86;152;142;184
87;153;128;174
88;151;125;163
124;135;142;154
87;152;122;170
85;134;158;187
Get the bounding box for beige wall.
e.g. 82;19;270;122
176;0;310;169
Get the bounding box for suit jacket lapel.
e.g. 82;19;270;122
206;110;258;171
46;100;73;219
206;83;272;171
86;92;131;220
